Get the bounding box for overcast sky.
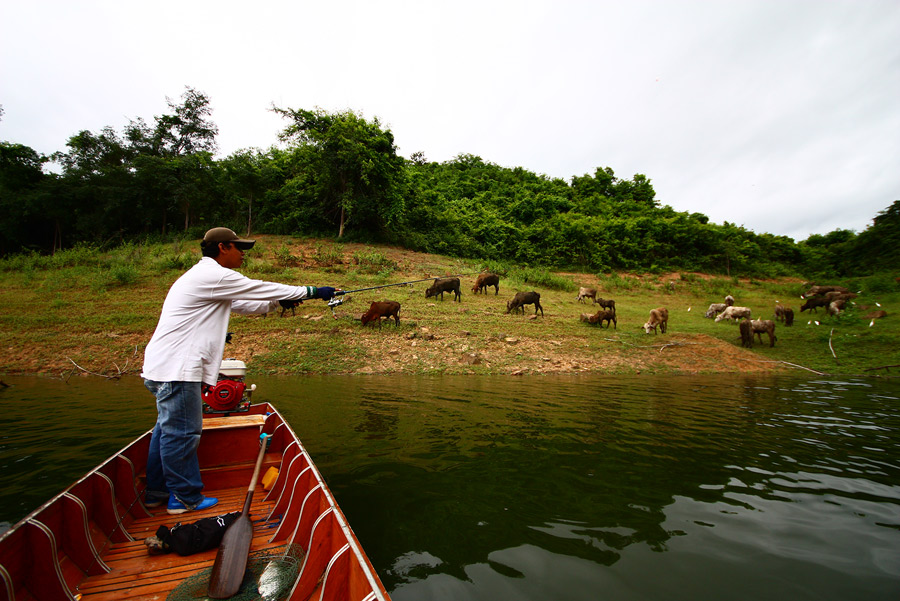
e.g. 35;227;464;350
2;0;898;242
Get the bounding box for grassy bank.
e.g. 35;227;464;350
0;236;897;379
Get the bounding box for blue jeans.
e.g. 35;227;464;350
144;380;205;507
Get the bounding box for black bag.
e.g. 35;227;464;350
152;512;240;556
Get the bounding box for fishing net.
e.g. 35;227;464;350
166;543;305;601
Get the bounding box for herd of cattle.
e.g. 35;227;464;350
351;275;880;350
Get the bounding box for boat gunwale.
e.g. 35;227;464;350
0;401;391;601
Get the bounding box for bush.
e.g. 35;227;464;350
508;266;576;291
596;272;641;292
353;249;397;274
861;273;899;294
313;242;344;268
275;244;303;267
47;244;101;269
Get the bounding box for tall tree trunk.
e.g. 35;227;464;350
52;220;62;253
246;193;253;237
337;177;347;238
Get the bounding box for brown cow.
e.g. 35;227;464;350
739;318;754;348
472;273;500;295
425;277;461;302
361;301;401;328
582;309;616;328
507;291;543;316
800;297;829;313
594;297;616;315
576;287;597;303
643;307;668;334
750;319;776;347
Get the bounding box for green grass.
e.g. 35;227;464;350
0;236;897;377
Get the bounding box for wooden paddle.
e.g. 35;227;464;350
208;433;270;598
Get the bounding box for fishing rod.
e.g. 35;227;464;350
324;274;472;313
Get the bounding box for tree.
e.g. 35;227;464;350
154;87;218;157
220;149;274;236
0;142;49;252
842;200;900;274
52;128;140;247
271;106;405;238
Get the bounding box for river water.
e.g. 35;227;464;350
0;374;898;600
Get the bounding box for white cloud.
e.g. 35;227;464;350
2;0;897;241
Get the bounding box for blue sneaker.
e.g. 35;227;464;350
167;494;219;515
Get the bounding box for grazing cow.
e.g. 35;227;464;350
507;291;543;316
828;299;846;316
800;297;829;313
278;298;303;317
584;309;616;328
576;287;597;303
594;297;616;315
715;306;752;322
750;319;777;347
804;285;849;298
425;277;461;302
739;318;754;348
472;273;500;295
775;304;795;326
705;303;728;318
642;307;669;334
774;304;786;322
361;301;401;328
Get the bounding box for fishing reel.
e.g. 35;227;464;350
326;295;347;318
202;359;256;414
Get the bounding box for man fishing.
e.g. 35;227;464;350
141;227;337;514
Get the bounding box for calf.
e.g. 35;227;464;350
715;306;752;322
594;297;616;315
725;295;735;306
642;307;669;334
739;318;754;348
705;303;727;318
800;297;829;313
576;287;597;303
425;277;461;302
278;298;303;317
472;273;500;295
361;301;401;328
583;309;616;328
507;291;543;316
828;299;846;316
804;285;849;298
750;319;777;347
775;304;795;326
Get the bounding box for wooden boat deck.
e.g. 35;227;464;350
77;485;279;600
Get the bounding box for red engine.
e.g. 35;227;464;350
202;359;254;413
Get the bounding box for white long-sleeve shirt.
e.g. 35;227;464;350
142;257;315;384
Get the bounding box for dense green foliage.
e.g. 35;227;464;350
0;90;896;283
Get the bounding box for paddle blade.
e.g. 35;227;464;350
207;515;253;598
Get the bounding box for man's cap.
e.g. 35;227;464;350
201;227;255;250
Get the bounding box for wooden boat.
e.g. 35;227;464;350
0;401;391;601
